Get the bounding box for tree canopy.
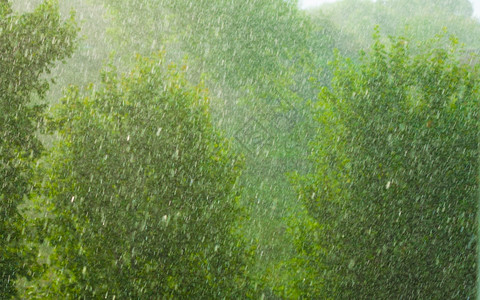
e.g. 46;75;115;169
290;31;480;298
35;53;255;298
0;1;76;297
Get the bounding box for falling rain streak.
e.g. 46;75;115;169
2;0;480;298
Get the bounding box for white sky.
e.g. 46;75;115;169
300;0;480;19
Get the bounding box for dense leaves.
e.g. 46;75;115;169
3;0;480;298
291;32;480;298
38;53;254;298
101;0;334;286
0;1;76;297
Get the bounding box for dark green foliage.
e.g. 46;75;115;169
291;32;480;298
39;53;255;298
0;1;76;297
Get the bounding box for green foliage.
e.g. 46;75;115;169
102;0;329;166
101;0;331;146
6;0;480;298
38;53;255;298
290;32;480;298
0;1;77;297
104;0;323;87
101;1;332;290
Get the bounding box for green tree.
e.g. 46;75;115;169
0;1;76;297
290;32;480;298
39;53;255;298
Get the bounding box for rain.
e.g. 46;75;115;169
2;0;480;298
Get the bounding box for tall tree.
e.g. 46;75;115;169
290;32;480;298
39;53;255;298
0;1;76;298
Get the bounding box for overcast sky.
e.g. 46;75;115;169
300;0;480;19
